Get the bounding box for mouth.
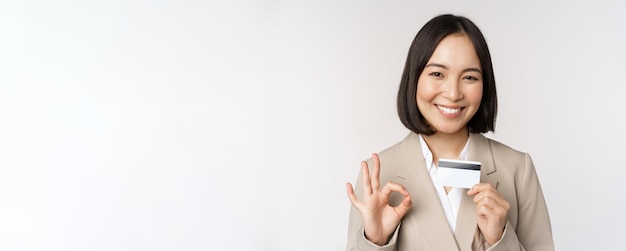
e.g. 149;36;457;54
436;105;463;115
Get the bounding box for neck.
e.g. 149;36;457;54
422;128;470;162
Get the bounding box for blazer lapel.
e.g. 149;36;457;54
395;133;460;251
454;133;499;250
469;133;498;188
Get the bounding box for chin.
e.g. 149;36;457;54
435;130;461;135
432;125;466;135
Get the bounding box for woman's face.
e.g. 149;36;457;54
416;33;483;135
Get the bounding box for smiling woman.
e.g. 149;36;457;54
416;34;484;136
345;14;554;251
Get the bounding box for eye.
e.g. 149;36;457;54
463;75;479;81
429;72;443;77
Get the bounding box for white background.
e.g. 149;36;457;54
1;1;625;250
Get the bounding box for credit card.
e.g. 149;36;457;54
437;159;481;189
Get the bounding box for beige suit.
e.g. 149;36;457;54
346;133;554;251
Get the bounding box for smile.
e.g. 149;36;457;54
436;105;462;115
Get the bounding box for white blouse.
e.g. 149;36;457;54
418;134;471;233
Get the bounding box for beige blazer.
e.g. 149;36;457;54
346;133;554;251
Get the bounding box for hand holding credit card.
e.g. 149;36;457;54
437;159;481;189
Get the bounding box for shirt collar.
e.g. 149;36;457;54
418;134;471;170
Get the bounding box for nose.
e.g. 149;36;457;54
442;79;463;101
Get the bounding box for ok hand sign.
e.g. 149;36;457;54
346;153;413;246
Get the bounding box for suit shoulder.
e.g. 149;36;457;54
372;140;403;168
378;140;404;157
484;136;529;162
366;133;418;172
376;133;417;160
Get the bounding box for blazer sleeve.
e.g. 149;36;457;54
485;153;554;251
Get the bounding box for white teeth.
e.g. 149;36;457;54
437;105;461;114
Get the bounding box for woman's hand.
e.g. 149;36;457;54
467;183;510;246
346;153;412;246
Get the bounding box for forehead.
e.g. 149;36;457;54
427;33;481;69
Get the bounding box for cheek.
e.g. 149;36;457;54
466;84;483;105
416;81;437;102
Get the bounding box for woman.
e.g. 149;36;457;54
345;14;554;251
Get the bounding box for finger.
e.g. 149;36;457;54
473;192;506;210
474;195;502;209
471;187;507;205
467;183;494;195
475;202;496;217
397;193;412;210
474;195;510;215
380;181;409;197
346;183;362;208
470;184;510;214
476;200;508;220
371;153;381;191
392;195;413;219
473;193;499;213
390;186;413;217
469;183;505;200
361;161;372;195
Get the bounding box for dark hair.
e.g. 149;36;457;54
397;14;497;135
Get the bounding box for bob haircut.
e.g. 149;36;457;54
397;14;497;135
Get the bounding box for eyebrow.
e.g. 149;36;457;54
425;63;482;74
